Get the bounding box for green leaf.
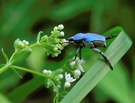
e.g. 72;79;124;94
7;76;44;103
11;67;23;78
36;31;43;43
9;47;32;64
0;93;12;103
61;26;132;103
1;48;8;63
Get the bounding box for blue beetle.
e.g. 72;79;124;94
67;33;117;70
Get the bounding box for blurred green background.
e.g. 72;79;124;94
0;0;134;103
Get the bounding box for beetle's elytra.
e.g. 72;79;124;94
67;33;117;70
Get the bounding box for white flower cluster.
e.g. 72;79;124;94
40;24;68;57
53;24;64;31
43;69;52;76
18;40;29;47
42;69;64;93
70;57;85;79
64;57;85;88
51;24;65;37
14;39;29;50
50;24;68;57
42;58;85;90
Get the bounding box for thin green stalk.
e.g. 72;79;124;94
0;62;12;74
29;42;40;48
11;65;46;78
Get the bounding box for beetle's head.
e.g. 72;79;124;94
67;37;75;43
65;33;84;46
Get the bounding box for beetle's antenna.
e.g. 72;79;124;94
105;34;118;40
61;41;69;44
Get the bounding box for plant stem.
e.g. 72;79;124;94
11;65;47;78
29;42;40;48
0;62;12;74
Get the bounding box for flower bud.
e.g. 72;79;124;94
53;88;58;93
43;69;52;75
14;39;24;50
60;31;64;36
53;26;58;31
22;40;29;46
43;69;48;74
53;53;58;57
74;70;81;76
57;24;64;30
74;70;81;79
64;82;71;88
59;74;63;79
54;47;58;51
70;61;75;67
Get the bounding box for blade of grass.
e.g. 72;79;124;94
61;26;132;103
0;93;12;103
7;76;44;103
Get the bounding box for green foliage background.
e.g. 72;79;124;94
0;0;134;103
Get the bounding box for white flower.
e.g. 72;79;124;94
59;74;63;79
70;61;75;67
22;40;29;46
70;57;85;72
60;31;65;36
58;24;64;30
56;44;64;50
65;72;76;83
78;65;84;72
76;57;85;64
74;69;81;76
64;82;71;88
18;41;24;47
74;69;81;79
43;69;48;74
54;47;58;51
57;50;61;54
76;57;85;72
53;53;58;57
42;69;52;75
53;26;58;31
64;72;76;88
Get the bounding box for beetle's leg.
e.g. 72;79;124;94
92;48;113;70
79;48;82;59
71;46;82;61
79;46;83;59
105;34;118;40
